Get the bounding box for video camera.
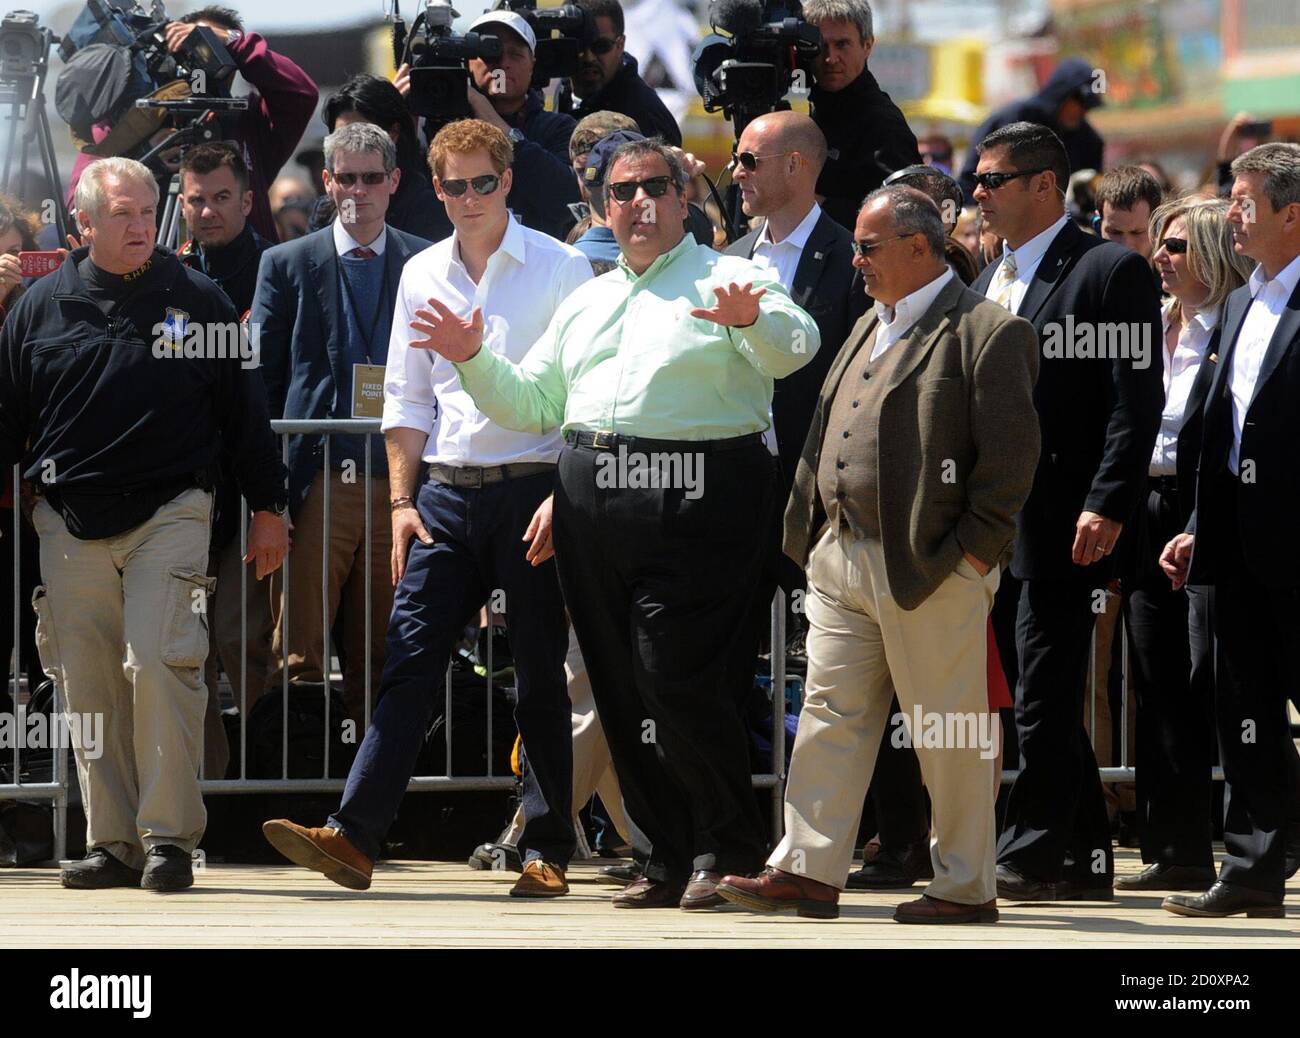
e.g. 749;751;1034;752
692;0;821;139
1;9;56;83
395;0;502;122
493;0;594;86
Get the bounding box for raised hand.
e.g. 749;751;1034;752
690;282;766;328
409;298;485;363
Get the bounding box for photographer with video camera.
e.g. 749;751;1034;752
802;0;918;231
568;0;682;146
65;5;318;243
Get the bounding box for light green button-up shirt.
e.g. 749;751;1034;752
454;235;821;441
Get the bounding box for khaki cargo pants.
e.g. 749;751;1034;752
31;488;215;870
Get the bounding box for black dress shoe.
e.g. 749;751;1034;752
141;845;194;891
995;864;1057;902
846;842;934;889
467;842;523;873
611;875;688;908
1116;863;1215;892
598;862;642;886
1163;881;1284;918
60;848;144;890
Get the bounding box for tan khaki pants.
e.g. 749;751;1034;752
32;488;214;868
267;470;392;723
770;527;1000;904
501;626;630;851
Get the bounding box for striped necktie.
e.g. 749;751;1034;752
348;247;377;260
989;251;1018;312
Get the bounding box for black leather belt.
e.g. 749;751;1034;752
1148;474;1179;496
564;430;764;453
427;462;555;488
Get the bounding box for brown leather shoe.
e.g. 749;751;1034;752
716;867;840;919
893;893;998;924
510;859;569;898
262;819;372;891
680;870;725;910
612;875;688;908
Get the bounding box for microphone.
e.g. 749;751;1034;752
710;0;766;37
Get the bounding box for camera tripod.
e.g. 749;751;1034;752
0;26;71;242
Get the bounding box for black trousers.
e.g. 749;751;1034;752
1201;490;1300;896
997;578;1114;883
552;439;772;881
1122;483;1214;868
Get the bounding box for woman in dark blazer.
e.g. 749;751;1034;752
1116;197;1253;893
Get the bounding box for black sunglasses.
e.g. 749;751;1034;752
851;233;915;259
608;176;672;203
331;171;389;187
1159;236;1189;255
735;151;793;172
587;35;620;55
972;168;1047;191
441;174;501;197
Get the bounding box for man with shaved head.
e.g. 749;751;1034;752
718;185;1040;923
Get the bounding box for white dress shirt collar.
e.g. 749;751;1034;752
333;219;388;257
1002;213;1069;280
1247;252;1300;303
447;213;526;280
756;202;822;252
869;267;955;363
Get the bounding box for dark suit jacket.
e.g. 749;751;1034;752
1187;276;1300;587
784;276;1040;610
251;223;430;519
726;209;866;489
971;219;1164;582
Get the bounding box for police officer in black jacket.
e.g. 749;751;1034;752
804;0;920;231
569;0;683;146
0;158;288;893
176;141;279;779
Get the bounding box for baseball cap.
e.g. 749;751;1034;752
470;11;537;53
583;130;645;187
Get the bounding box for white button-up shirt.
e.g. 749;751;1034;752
1228;253;1300;473
1150;299;1220;476
870;268;954;362
986;214;1070;315
383;216;593;466
333;219;388;257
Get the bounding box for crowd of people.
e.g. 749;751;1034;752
2;0;1299;924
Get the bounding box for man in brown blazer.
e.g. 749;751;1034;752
718;186;1040;923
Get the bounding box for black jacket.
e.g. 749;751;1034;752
726;208;865;488
177;224;275;318
971;219;1164;582
571;54;683;146
958;58;1105;203
810;67;920;231
1187;277;1300;587
0;247;286;539
502;90;582;240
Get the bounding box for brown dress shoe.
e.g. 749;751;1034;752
262;819;372;890
894;893;999;924
716;867;840;919
680;870;725;910
612;875;688;908
510;860;569;898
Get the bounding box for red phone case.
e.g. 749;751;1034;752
18;251;64;278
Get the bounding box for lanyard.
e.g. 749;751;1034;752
335;250;390;363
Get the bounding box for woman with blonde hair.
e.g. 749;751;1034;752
1116;196;1252;894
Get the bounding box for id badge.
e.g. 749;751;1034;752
352;363;386;419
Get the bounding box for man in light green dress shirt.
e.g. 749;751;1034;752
408;137;820;909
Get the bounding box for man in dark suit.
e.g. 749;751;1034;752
970;121;1164;902
253;122;429;724
1161;143;1300;918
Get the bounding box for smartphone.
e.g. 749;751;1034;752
18;251;64;278
1238;119;1273;138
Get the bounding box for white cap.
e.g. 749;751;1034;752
469;10;537;53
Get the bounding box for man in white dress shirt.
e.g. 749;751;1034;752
1162;143;1300;917
263;119;593;899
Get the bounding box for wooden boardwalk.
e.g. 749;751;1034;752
1;849;1296;948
